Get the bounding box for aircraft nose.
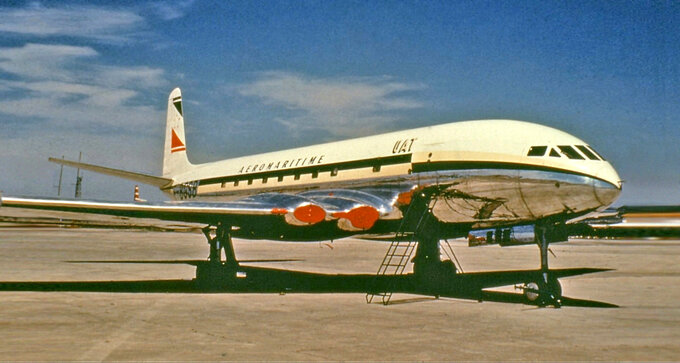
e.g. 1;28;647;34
602;161;622;190
594;180;621;207
593;161;622;207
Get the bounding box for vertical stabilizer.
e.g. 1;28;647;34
163;88;193;177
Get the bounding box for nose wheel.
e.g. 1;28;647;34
522;278;562;307
522;224;563;307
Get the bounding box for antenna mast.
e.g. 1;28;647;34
56;155;64;197
74;152;83;198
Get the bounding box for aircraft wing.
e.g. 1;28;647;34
1;195;282;224
0;189;407;235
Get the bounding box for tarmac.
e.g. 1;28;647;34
0;209;679;361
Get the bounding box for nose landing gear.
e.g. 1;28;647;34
521;278;562;308
520;224;563;308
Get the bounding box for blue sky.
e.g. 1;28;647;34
0;0;677;205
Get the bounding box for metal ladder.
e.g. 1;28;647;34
366;196;435;305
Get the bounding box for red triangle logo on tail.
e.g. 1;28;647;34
171;129;186;153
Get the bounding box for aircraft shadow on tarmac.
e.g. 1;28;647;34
0;260;618;308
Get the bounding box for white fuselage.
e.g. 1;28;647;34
168;120;621;229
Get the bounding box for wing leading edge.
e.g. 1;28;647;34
0;188;410;236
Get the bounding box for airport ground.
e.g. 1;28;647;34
0;210;679;361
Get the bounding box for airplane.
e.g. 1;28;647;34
0;88;622;307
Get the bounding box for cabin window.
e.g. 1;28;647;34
278;175;284;182
372;165;381;172
558;145;585;160
311;171;318;178
294;174;300;180
576;145;599;160
586;145;606;160
234;180;239;186
331;168;338;177
262;177;268;184
247;179;253;185
549;148;561;157
527;146;547;157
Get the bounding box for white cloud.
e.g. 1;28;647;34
239;71;421;112
0;43;167;131
237;71;423;136
95;66;167;88
0;43;98;81
0;90;161;132
147;0;197;21
0;3;145;43
0;3;178;201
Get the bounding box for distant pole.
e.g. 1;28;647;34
74;152;83;198
57;155;64;197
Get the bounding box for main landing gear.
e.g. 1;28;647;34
410;218;458;295
412;230;457;281
195;222;242;286
521;224;562;308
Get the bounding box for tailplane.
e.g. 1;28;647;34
47;157;173;188
46;88;192;190
163;88;193;177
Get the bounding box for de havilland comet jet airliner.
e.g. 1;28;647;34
0;88;622;306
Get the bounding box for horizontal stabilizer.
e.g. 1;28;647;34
49;157;173;189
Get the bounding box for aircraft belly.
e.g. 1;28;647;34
425;170;620;227
186;168;619;234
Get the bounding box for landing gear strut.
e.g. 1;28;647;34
412;235;457;279
202;222;238;267
196;222;241;286
523;224;562;307
411;219;457;294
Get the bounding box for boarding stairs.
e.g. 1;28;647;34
366;195;436;305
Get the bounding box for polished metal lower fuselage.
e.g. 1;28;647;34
193;166;621;232
422;169;620;228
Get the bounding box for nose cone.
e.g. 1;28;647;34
600;161;623;190
593;161;622;208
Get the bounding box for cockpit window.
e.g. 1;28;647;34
586;145;606;161
558;145;585;160
527;146;547;157
549;148;561;157
576;145;600;160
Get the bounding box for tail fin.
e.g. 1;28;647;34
163;88;193;177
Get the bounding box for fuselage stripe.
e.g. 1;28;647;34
186;157;616;192
198;154;412;187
